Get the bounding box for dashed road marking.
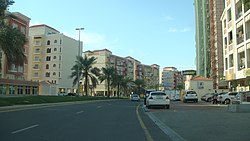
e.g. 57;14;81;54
11;124;39;134
76;111;84;114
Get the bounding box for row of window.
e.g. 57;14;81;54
33;55;62;62
34;47;62;53
33;63;60;70
33;72;61;77
0;85;38;95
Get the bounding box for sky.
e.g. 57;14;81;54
9;0;196;71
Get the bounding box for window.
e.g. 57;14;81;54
229;31;233;44
25;86;31;94
46;64;49;69
34;56;40;61
35;48;40;53
46;56;51;61
33;64;39;69
53;56;56;59
17;86;23;94
227;9;232;22
34;72;39;77
34;40;41;46
54;40;57;43
229;54;234;67
224;37;227;47
47;48;51;53
47;40;50;45
54;48;57;51
53;64;56;67
20;26;26;34
53;72;56;76
59;55;61;60
45;72;50;77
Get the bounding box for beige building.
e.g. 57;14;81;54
84;49;159;96
221;0;250;91
28;24;80;94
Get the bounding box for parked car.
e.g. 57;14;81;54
183;90;198;103
232;91;250;104
67;93;77;96
146;91;170;109
201;93;215;102
144;89;156;105
217;92;238;104
130;94;140;101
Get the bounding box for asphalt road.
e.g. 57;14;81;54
0;100;171;141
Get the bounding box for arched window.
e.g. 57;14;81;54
46;64;49;69
53;72;56;76
47;40;50;45
54;40;57;43
54;48;57;51
53;64;56;67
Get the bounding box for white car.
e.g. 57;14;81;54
218;92;239;104
146;91;170;109
201;93;215;102
183;90;198;103
130;94;140;101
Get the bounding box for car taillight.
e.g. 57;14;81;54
149;97;153;99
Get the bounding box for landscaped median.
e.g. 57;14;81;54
0;96;125;107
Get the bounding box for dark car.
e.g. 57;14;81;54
68;93;77;96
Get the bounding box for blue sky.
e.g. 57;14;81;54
9;0;196;71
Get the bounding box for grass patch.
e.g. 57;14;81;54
0;96;123;107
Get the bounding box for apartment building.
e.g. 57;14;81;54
221;0;250;91
195;0;226;89
0;12;39;95
194;0;211;78
84;49;159;96
28;24;80;94
1;12;30;80
162;67;178;90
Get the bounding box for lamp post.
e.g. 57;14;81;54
76;28;84;96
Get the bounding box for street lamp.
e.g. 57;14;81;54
76;27;84;96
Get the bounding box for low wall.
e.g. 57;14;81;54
228;104;250;113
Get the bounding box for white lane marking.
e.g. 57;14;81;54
11;124;39;134
76;111;84;114
97;106;102;108
146;112;186;141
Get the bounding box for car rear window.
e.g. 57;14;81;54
151;92;166;96
187;91;196;94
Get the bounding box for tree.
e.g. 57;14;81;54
133;79;146;95
120;76;133;96
0;0;27;68
70;55;100;96
99;66;115;97
111;73;124;97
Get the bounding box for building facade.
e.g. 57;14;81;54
28;24;80;93
221;0;250;91
195;0;226;89
84;49;159;96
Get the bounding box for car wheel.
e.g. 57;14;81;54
207;98;211;102
225;99;230;104
166;105;170;109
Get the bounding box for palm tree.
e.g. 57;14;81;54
99;66;115;97
111;74;123;97
133;79;146;95
70;55;100;96
120;76;133;96
0;0;27;68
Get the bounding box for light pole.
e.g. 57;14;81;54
76;28;84;96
